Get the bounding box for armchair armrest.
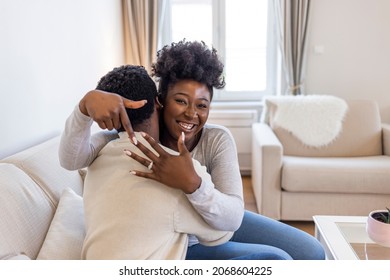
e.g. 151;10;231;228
382;123;390;156
251;123;283;220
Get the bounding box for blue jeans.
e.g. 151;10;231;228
186;210;325;260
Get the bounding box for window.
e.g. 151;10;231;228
160;0;276;101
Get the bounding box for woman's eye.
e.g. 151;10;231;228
197;103;208;109
175;99;187;105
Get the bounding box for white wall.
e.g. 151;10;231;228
0;0;125;159
305;0;390;122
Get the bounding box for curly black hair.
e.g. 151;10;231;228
96;65;157;130
151;40;225;101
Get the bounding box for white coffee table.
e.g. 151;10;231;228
313;215;390;260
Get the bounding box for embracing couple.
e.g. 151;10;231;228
59;39;325;260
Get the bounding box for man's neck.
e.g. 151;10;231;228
133;122;159;142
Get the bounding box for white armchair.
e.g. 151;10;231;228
251;98;390;221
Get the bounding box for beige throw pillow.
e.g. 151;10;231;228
37;188;85;260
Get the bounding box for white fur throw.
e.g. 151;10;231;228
262;95;348;147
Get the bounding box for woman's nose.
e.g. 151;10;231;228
184;106;197;118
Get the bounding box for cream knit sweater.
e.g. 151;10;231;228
81;132;233;259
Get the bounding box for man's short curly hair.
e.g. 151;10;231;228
96;65;157;130
151;40;225;101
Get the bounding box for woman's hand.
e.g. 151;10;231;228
125;132;202;194
79;90;146;144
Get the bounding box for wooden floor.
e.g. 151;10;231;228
242;176;315;236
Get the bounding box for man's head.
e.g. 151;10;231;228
96;65;158;132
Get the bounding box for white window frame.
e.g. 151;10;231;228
159;0;277;102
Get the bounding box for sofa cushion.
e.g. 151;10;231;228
0;163;54;260
1;254;31;260
268;99;382;157
37;188;85;260
282;155;390;194
1;136;83;207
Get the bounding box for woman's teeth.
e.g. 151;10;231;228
179;122;194;130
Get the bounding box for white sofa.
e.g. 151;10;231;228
0;136;85;260
251;99;390;221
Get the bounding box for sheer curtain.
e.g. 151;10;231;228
274;0;311;95
122;0;159;73
157;0;171;50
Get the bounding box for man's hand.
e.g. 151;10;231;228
79;90;146;144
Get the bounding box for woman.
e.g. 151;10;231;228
125;40;325;260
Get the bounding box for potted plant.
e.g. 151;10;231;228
366;207;390;247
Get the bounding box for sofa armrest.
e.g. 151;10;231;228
251;123;283;220
382;123;390;156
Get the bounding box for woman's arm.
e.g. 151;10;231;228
59;90;147;170
79;90;146;145
58;105;117;170
186;125;244;231
125;127;245;232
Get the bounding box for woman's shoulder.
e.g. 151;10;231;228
203;123;232;137
196;123;238;165
203;123;232;135
202;123;235;143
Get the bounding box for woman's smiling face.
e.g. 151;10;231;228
162;79;211;151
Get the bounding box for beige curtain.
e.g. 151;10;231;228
122;0;158;73
274;0;311;95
